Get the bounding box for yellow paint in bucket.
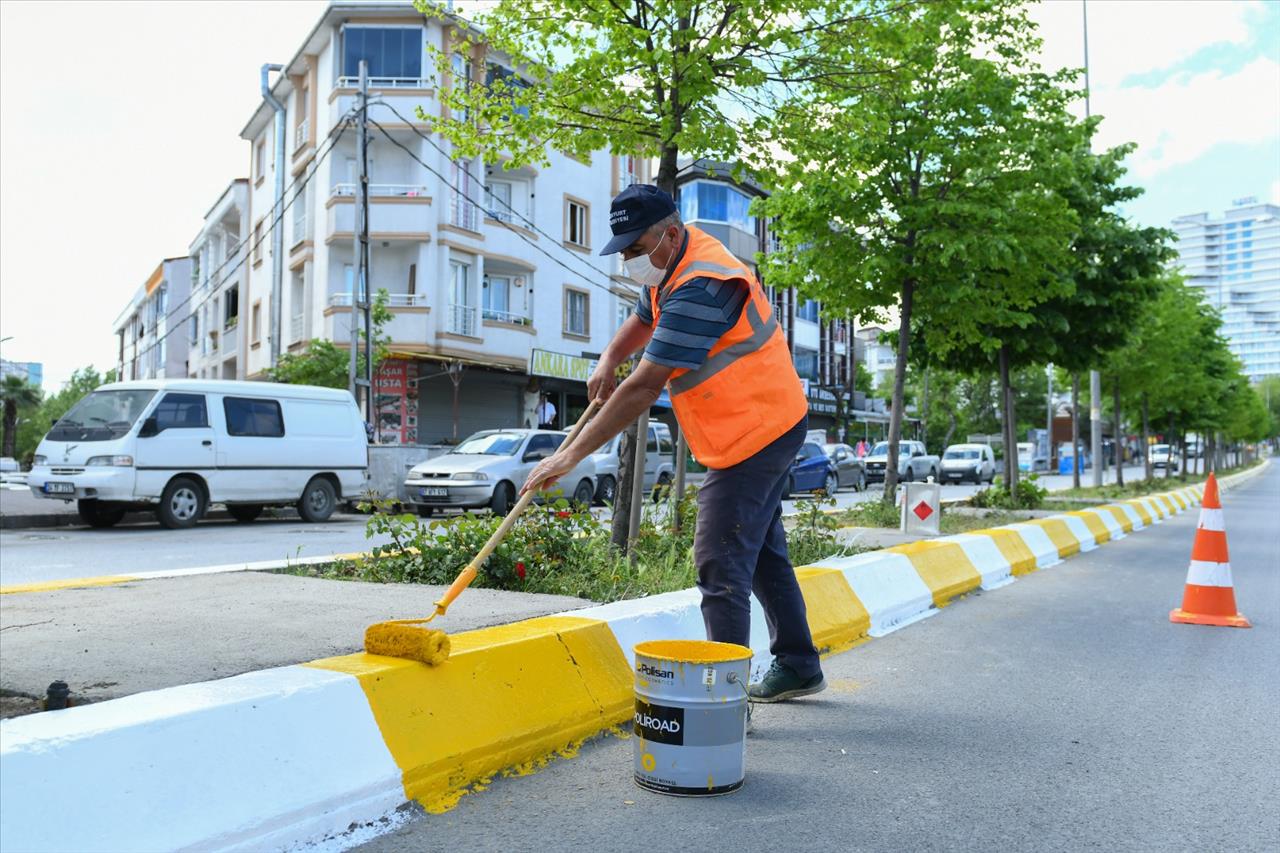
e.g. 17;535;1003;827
632;640;752;797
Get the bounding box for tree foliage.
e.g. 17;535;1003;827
2;366;118;464
268;290;393;389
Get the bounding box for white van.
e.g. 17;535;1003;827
27;379;366;529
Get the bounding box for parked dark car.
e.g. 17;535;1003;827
786;441;839;497
824;443;867;491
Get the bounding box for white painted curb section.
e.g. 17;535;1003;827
0;666;402;853
1006;524;1062;569
1084;507;1125;539
1116;502;1145;529
942;533;1015;590
1059;515;1098;551
812;552;936;637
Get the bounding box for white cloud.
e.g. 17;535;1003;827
1094;57;1280;177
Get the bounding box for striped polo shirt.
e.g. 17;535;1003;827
633;235;749;370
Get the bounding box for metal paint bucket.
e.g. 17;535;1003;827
632;639;752;796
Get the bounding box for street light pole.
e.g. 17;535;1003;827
1082;0;1104;487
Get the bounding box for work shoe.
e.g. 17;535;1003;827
748;661;826;703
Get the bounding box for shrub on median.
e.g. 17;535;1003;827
971;474;1048;510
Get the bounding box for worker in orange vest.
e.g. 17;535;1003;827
525;184;823;702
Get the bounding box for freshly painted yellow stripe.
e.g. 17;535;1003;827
1125;499;1154;526
794;566;870;655
0;575;138;595
1066;511;1111;544
306;615;632;813
1146;497;1167;519
1100;504;1134;533
973;528;1039;575
1025;518;1081;559
1156;494;1177;514
1169;491;1187;510
887;541;981;608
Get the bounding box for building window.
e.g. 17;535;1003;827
224;286;239;326
223;397;285;437
678;180;756;233
615;298;632;331
253;219;264;265
450;159;478;230
620;155;642;189
451;53;472;120
793;346;819;380
251;301;262;344
484;63;530;118
292;182;309;243
485;180;513;222
565;287;589;336
189;314;199;346
797;298;820;322
255;139;266;182
565;198;588;248
483;274;512;320
449;261;475;335
341;26;423;82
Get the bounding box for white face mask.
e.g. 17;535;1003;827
623;234;670;288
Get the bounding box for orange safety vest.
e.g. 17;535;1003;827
649;226;808;469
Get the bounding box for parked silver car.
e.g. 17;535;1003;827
404;429;596;516
823;443;867;491
590;421;676;504
940;443;996;485
1151;443;1180;472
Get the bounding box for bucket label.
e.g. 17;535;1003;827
637;662;675;681
634;699;685;746
702;667;716;686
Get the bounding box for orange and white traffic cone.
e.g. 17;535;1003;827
1169;473;1251;628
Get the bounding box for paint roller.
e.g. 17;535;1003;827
364;398;602;664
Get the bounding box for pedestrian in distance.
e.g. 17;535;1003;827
537;395;557;430
523;184;824;702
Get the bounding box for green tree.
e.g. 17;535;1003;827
1;374;42;459
10;367;117;464
268;290;393;389
762;0;1080;501
422;0;890;547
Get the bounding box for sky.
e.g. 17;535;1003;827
1;0;1277;392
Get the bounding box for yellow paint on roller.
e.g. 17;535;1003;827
886;541;981;608
793;566;871;655
1100;505;1134;533
1065;511;1111;544
1025;518;1080;559
0;575;138;595
972;528;1038;575
306;614;632;813
364;621;451;665
634;639;750;663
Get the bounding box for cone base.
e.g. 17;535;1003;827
1169;608;1251;628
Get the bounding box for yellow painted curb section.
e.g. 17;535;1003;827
1065;511;1111;544
1147;497;1168;519
305;615;632;813
794;566;871;656
1156;494;1177;514
886;541;981;608
1168;491;1187;510
1025;518;1081;559
1100;504;1134;533
974;528;1039;576
1126;500;1154;526
0;575;138;595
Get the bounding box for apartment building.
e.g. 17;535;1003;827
114;257;192;381
1172;198;1280;382
238;1;640;443
187;179;251;380
856;326;896;390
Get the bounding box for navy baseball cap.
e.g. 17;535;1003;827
600;184;677;255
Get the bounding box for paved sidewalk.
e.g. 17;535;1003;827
0;573;589;716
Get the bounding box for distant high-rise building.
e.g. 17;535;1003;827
0;359;43;389
1171;198;1280;382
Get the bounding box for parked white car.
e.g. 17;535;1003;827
27;380;367;529
404;429;596;516
1151;444;1180;472
941;443;997;485
589;421;676;505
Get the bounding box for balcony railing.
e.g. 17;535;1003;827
330;183;429;199
336;76;431;89
290;315;305;341
448;303;477;336
482;307;529;325
328;292;429;308
294;119;310;150
450;195;479;231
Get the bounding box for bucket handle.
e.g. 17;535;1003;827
727;671;753;730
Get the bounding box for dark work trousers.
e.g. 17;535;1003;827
694;416;821;679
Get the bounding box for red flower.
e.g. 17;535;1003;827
516;561;526;580
556;510;571;519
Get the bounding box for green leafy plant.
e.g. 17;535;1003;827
971;473;1049;510
788;496;858;566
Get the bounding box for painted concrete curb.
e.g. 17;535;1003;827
0;464;1266;852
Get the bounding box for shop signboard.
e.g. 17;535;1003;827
375;358;419;444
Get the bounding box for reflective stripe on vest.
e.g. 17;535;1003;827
657;259;750;308
668;300;778;395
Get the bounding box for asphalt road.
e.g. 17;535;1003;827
0;465;1153;586
354;464;1278;853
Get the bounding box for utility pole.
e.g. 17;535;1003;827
1046;363;1054;472
1082;0;1103;487
261;63;287;369
348;62;373;427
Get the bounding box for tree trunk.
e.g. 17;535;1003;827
1164;415;1174;479
942;410;957;452
1141;395;1152;481
1;404;15;459
1113;377;1124;488
999;346;1019;493
883;277;914;505
1071;374;1081;489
